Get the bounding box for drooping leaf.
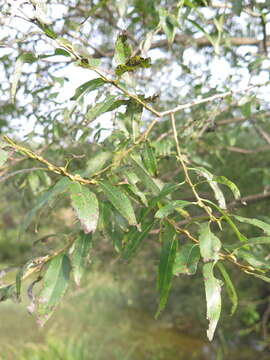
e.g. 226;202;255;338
233;215;270;235
115;56;151;76
11;52;37;103
69;183;99;234
203;262;222;341
156;222;177;317
244;271;270;284
122;220;155;260
129;154;161;195
173;243;200;275
99;181;137;226
85;95;120;124
16;259;40;300
0;149;8;167
159;8;178;44
70;78;106;101
70;232;92;286
21;177;71;232
37;254;71;326
124;100;143;140
199;222;221;262
217;262;238;315
142;141;158;177
155;200;194;219
193;167;226;209
114;32;132;65
212;175;241;200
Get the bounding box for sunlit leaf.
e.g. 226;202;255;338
156;222;177;317
173;243;200;275
70;232;92;286
70;78;106;101
212;175;241;200
99;181;137;226
114;32;132;64
37;254;71;326
155;200;194;219
192;167;226;209
203;262;222;341
217;262;238;315
69;183;99;234
199;222;221;262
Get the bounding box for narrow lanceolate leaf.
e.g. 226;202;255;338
22;177;71;232
0;149;8;167
233;215;270;235
129;154;160;195
11;52;36;103
173;244;200;276
236;249;270;269
156;222;177;317
142;141;158;177
37;254;71;326
159;8;178;44
69;183;99;234
217;262;238;316
193;167;226;209
212;176;241;200
203;262;222;341
122;221;155;260
150;183;184;206
227;236;270;251
99;181;137;226
199;222;221;262
70;78;105;101
71;232;92;286
244;271;270;284
155;200;194;219
85;95;118;124
0;284;16;302
114;32;132;64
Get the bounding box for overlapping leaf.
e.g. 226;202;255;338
70;232;92;286
217;262;238;315
173;244;200;275
199;222;221;262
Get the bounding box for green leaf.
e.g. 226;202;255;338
129;154;161;195
99;181;137;226
0;284;15;302
124;100;143;140
156;222;177;317
115;56;151;76
54;48;71;57
159;8;178;44
122;220;155;260
155;200;194;219
70;78;106;101
142;141;158;177
37;254;71;326
226;236;270;251
192;167;226;209
16;260;39;300
236;249;270;269
212;175;241;200
203;262;222;341
173;244;200;275
21;177;71;231
232;0;243;16
0;149;8;167
244;271;270;284
150;183;185;206
85;95;119;123
199;222;221;262
114;32;132;65
233;215;270;235
11;52;37;103
217;262;238;315
70;232;92;286
69;183;99;234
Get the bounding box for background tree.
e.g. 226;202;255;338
0;0;270;348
